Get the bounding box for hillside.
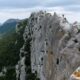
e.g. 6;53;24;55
0;19;19;37
0;19;28;80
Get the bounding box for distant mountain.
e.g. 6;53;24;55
0;19;20;36
3;19;19;24
0;23;2;26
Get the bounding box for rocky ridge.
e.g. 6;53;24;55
16;11;80;80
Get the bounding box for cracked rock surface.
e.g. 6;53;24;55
17;11;80;80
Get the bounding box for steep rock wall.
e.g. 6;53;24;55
30;12;65;80
17;11;80;80
29;11;80;80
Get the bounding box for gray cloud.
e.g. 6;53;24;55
0;0;41;8
64;5;80;12
45;0;80;7
0;0;80;23
0;0;80;8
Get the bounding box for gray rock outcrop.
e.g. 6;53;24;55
17;11;80;80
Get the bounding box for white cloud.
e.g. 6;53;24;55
0;9;30;23
0;6;80;23
47;7;80;23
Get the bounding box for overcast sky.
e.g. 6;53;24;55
0;0;80;23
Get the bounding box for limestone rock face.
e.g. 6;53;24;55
17;11;80;80
29;11;64;80
15;21;28;80
28;11;80;80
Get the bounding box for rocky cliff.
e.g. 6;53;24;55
16;11;80;80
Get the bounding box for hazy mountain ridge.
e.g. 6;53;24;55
0;19;20;37
3;19;19;24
